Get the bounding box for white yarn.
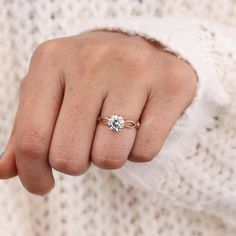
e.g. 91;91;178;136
0;1;236;236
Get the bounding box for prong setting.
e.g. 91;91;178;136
107;115;125;132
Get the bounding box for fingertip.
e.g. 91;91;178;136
23;176;55;196
0;146;17;179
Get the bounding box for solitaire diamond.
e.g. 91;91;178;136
107;115;125;132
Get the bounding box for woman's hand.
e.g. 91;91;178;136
0;31;197;195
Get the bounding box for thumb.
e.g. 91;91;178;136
0;79;25;179
0;130;17;179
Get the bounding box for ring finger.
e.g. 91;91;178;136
92;85;147;169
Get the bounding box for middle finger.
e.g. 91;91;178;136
49;76;106;175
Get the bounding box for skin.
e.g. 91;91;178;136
0;31;197;195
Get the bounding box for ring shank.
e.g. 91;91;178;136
97;115;140;129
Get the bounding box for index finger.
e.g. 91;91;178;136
14;44;63;195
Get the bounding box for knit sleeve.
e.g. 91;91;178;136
79;17;236;224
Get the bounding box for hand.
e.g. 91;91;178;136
0;31;197;195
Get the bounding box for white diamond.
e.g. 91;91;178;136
108;115;125;132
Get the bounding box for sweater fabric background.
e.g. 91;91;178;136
0;0;236;235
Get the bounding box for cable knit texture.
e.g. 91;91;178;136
0;1;236;236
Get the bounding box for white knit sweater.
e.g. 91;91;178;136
0;1;236;236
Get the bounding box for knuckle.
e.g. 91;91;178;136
72;41;113;77
125;47;153;68
34;40;58;56
82;40;151;76
15;134;48;158
50;158;88;176
26;181;54;196
81;41;116;67
30;39;60;65
164;60;197;94
103;44;150;70
49;147;89;175
93;156;125;169
92;148;126;169
130;142;160;162
130;151;155;162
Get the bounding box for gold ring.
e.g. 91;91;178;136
97;114;140;132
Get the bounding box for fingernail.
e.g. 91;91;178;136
0;148;5;159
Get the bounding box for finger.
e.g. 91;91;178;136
49;77;105;175
0;82;26;179
15;50;63;195
92;85;147;169
129;84;195;162
0;128;17;179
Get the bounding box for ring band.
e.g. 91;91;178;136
97;114;140;132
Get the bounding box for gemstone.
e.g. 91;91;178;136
107;115;125;132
